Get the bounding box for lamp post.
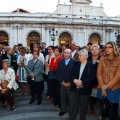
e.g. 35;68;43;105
115;31;120;44
49;29;58;46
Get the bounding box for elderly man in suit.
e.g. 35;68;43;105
68;49;96;120
57;49;75;116
26;51;44;105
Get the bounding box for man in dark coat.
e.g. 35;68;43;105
57;49;75;116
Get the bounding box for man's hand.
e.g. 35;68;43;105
30;73;35;78
66;83;71;87
62;82;71;87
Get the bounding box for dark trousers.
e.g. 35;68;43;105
30;81;43;102
0;89;15;107
51;80;61;108
69;92;90;120
100;98;119;120
42;73;45;91
109;102;118;120
45;75;52;96
60;86;70;112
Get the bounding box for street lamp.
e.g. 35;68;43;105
115;31;120;44
49;29;58;46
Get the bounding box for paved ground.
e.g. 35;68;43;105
0;83;106;120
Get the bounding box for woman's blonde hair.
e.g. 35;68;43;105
26;46;31;54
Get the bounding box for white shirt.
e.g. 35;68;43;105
44;53;55;75
79;62;87;80
72;50;76;58
17;54;29;66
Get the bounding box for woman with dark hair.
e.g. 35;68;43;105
97;41;120;120
12;45;19;60
99;45;105;57
44;46;54;100
2;47;17;73
26;51;44;105
49;46;63;110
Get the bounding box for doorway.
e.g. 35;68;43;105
59;32;72;48
27;31;41;51
0;31;9;44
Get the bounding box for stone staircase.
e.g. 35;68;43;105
0;84;101;120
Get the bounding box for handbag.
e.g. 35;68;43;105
27;59;38;83
0;81;9;89
48;71;57;81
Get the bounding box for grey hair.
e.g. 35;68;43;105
71;42;77;46
2;59;10;66
78;49;88;58
64;49;72;54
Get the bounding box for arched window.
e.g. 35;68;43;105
27;31;41;51
28;32;40;38
89;33;101;40
0;31;8;37
59;32;72;48
89;33;101;44
59;32;71;38
0;31;9;44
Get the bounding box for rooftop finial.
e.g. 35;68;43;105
58;0;60;4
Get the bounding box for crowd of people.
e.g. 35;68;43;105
0;41;120;120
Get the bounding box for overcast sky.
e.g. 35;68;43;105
0;0;119;16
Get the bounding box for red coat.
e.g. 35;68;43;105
49;56;62;71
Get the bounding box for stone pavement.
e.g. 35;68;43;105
0;85;102;120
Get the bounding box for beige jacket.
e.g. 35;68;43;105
0;68;18;90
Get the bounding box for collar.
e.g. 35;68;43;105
65;58;70;61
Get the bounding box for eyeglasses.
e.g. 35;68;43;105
105;47;113;49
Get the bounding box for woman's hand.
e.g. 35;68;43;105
73;79;83;88
102;90;107;97
102;84;108;91
45;62;49;67
1;89;7;94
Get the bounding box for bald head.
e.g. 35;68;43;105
64;49;71;53
64;49;72;59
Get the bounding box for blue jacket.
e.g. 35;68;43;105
70;61;96;95
26;59;44;82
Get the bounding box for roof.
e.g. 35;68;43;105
12;8;30;13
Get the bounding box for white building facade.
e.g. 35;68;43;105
0;0;120;47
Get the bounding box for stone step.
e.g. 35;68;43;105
0;88;102;120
